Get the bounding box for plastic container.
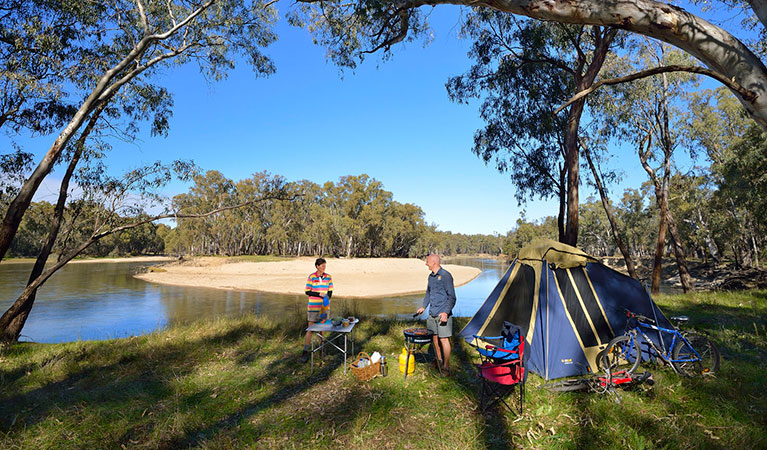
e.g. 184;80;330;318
398;348;415;374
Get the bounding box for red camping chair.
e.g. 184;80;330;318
473;322;527;414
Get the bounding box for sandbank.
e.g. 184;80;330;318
135;257;481;298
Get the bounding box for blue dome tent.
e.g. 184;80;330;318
460;239;673;380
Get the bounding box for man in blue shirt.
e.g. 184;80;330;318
416;253;456;375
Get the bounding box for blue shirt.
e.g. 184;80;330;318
422;267;456;316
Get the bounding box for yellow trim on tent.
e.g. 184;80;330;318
525;260;542;346
545;264;550;380
476;262;519;338
553;268;596;374
566;268;604;346
584;268;615;337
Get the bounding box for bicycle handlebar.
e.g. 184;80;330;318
622;308;655;324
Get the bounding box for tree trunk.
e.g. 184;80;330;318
561;27;617;246
665;210;694;292
557;166;566;242
584;145;639;279
651;218;667;295
0;102;104;341
697;207;721;264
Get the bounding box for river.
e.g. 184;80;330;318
0;257;507;343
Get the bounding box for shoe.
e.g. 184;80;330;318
301;350;309;363
441;366;451;377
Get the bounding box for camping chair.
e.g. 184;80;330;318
472;321;527;414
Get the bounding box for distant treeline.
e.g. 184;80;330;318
8;170;764;268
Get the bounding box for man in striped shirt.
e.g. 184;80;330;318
302;258;334;363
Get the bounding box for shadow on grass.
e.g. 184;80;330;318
449;336;519;449
170;316;401;447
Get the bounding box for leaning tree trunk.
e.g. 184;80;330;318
584;145;639;279
0;102;104;342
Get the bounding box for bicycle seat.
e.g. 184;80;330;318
670;315;689;323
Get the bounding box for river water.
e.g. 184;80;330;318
0;257;507;343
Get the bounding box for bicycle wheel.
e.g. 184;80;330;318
671;334;720;376
599;335;641;375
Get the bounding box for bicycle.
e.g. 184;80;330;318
598;309;720;377
544;370;654;394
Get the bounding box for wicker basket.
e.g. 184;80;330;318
350;352;380;381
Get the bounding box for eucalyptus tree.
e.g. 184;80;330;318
293;0;767;130
617;187;658;260
580;136;640;279
0;0;86;135
446;12;620;246
598;42;696;293
715;124;766;267
578;198;612;257
667;173;721;264
0;0;279;262
685;86;764;267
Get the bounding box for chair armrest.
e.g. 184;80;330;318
486;345;519;354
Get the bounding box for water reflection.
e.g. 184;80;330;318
0;257;510;343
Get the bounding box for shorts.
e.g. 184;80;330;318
307;310;321;322
426;315;453;338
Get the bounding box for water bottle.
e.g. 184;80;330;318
380;355;387;377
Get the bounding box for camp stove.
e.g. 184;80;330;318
402;327;434;381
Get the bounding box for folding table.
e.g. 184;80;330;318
307;319;358;374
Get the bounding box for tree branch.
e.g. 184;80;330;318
554;65;758;114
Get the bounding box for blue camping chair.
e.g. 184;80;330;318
471;321;527;414
471;321;522;362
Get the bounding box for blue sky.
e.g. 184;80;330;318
4;3;755;235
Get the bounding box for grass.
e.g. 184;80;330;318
1;291;765;449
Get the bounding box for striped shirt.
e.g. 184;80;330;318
306;271;333;312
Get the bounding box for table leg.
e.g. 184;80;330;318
310;332;315;371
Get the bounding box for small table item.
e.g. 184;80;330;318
403;327;435;381
308;319;359;374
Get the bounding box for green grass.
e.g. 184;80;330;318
1;291;765;449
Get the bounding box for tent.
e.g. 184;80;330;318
460;239;673;380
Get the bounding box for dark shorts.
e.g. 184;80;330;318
307;311;321;323
426;315;453;338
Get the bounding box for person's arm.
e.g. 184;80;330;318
444;271;456;314
327;276;333;299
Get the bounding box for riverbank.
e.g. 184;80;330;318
2;255;172;264
1;290;764;448
135;257;482;298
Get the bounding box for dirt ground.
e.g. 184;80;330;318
600;256;767;291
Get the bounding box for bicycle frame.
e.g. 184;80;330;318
623;319;703;373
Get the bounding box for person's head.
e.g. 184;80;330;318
426;254;441;273
315;257;327;274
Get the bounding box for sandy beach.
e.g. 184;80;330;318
135;257;482;298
